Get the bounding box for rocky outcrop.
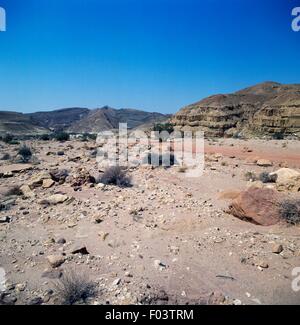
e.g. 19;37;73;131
172;82;300;137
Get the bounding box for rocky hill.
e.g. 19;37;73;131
0;111;48;135
172;82;300;137
67;106;170;133
0;107;170;135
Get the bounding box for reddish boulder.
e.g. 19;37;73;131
228;187;281;226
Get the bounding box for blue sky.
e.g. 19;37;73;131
0;0;299;113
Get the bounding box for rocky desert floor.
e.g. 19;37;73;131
0;137;300;305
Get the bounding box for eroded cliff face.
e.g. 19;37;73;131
172;82;300;137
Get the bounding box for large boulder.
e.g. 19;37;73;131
270;168;300;192
228;187;282;226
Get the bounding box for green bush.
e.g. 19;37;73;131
54;132;70;142
40;134;50;141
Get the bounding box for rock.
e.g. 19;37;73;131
20;185;35;199
41;269;63;279
28;297;44;305
0;216;11;223
50;169;69;184
258;261;269;269
246;181;264;189
270;168;300;183
40;194;69;205
154;260;167;270
272;244;283;254
42;179;55;189
0;292;17;305
28;172;52;189
270;168;300;192
111;278;121;287
257;159;272;167
56;238;66;244
228;187;282;226
71;245;89;255
46;255;65;268
15;282;27;292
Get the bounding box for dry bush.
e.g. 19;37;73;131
100;166;132;187
244;171;256;181
259;172;277;183
4;186;23;197
279;199;300;225
54;270;97;305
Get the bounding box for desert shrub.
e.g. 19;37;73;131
178;165;188;173
40;134;50;141
54;270;96;305
100;166;132;187
259;172;277;183
279;199;300;225
18;145;32;163
54;132;70;142
143;152;177;167
0;153;11;160
2;133;13;144
5;185;23;197
272;132;284;140
244;171;257;181
153;123;174;134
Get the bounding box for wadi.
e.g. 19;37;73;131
0;81;300;305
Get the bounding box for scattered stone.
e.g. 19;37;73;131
154;260;167;270
20;185;35;199
42;179;55;189
56;238;66;245
28;297;44;305
28;172;52;189
111;278;121;287
258;261;269;269
272;244;283;254
71;245;89;255
46;255;65;268
257;159;272;167
40;194;69;205
0;216;11;223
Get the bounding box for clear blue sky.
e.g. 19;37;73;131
0;0;299;113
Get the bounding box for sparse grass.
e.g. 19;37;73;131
18;145;32;163
279;199;300;225
5;185;23;196
5;185;23;197
100;166;132;187
244;171;256;181
54;270;97;305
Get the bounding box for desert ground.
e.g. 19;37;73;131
0;137;300;305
